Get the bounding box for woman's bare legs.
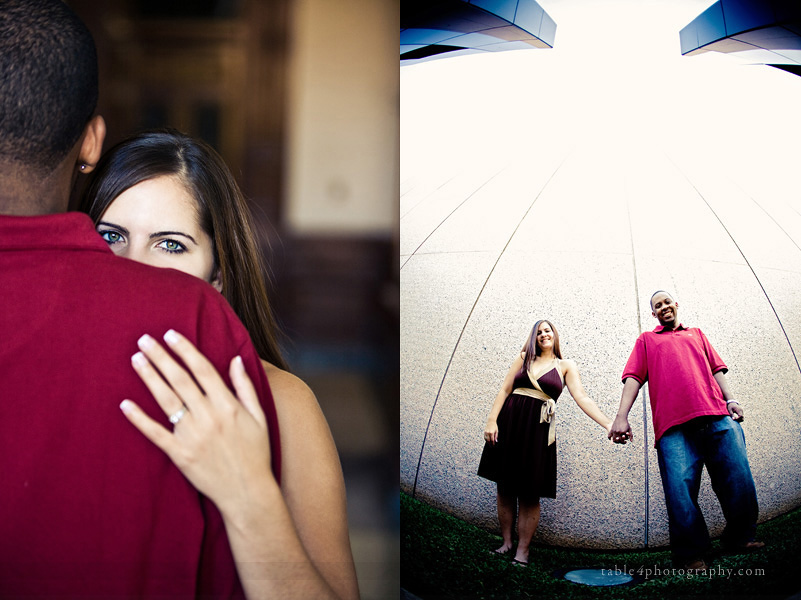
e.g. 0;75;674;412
494;487;516;554
514;499;541;564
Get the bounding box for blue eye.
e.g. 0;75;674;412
157;239;187;254
99;230;122;245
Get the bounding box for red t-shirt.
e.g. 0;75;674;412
622;323;729;442
0;212;281;598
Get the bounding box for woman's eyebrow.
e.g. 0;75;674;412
149;230;198;245
97;220;129;236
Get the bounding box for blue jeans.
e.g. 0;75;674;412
656;415;759;563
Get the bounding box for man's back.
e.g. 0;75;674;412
0;212;280;597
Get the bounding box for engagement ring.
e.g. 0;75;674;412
169;406;187;425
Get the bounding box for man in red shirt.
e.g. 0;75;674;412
0;1;279;597
609;291;762;571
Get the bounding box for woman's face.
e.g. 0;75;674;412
536;322;554;351
96;175;220;290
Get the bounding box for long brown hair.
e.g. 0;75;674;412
80;129;288;370
521;319;562;373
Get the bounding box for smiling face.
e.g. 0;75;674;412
96;175;220;289
651;291;679;328
536;321;554;353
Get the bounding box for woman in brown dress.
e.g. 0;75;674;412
478;319;612;566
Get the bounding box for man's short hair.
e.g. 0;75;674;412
650;290;674;310
0;0;98;171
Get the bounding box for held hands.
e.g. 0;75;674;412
608;415;633;444
120;330;274;514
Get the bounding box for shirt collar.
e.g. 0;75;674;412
0;212;110;253
654;323;688;333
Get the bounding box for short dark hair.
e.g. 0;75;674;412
650;290;674;310
0;0;98;171
80;129;288;370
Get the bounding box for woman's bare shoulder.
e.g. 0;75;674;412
259;360;332;438
258;370;355;597
260;360;316;404
560;357;579;372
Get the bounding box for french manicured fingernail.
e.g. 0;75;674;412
234;355;244;369
132;352;148;368
138;334;155;350
164;329;179;345
120;400;134;414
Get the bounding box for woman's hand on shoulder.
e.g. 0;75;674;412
121;330;275;516
124;337;355;599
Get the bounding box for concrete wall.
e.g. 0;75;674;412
400;48;801;549
286;0;398;235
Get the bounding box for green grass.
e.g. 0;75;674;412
401;492;801;599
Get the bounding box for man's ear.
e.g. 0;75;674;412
77;115;106;173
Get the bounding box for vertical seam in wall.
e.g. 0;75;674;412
411;149;572;496
400;172;460;220
665;154;801;378
729;183;801;396
640;389;650;549
624;169;649;549
736;182;801;256
400;166;509;271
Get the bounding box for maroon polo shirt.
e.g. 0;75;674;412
0;212;281;598
622;323;729;443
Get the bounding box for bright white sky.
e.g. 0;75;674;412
401;0;801;185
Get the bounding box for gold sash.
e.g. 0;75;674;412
510;387;557;446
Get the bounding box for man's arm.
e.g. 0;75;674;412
714;370;744;422
609;378;642;444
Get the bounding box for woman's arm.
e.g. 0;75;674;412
562;359;613;433
262;361;359;600
120;330;356;600
484;354;524;445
